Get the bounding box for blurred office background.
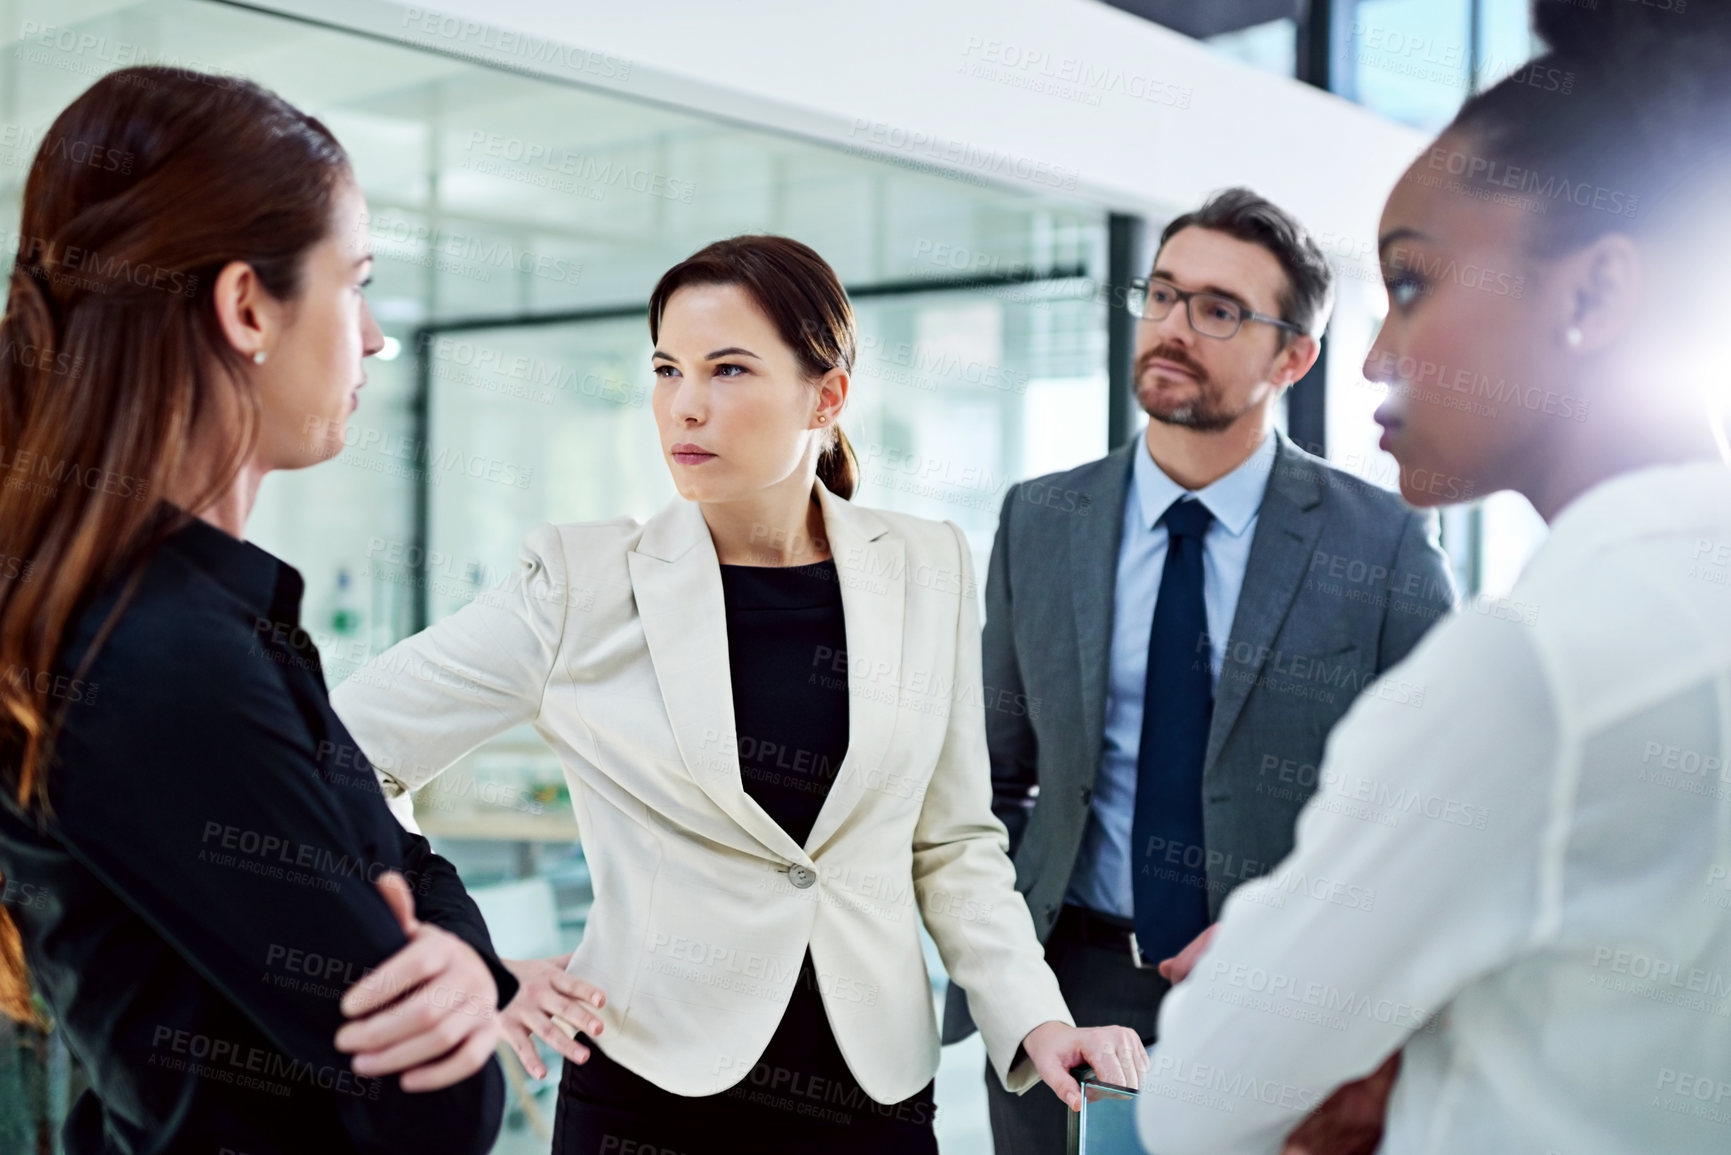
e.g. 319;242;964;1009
0;0;1548;1150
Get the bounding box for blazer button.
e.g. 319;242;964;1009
788;865;816;889
1079;786;1093;805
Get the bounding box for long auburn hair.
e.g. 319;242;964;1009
646;235;861;499
0;66;351;1022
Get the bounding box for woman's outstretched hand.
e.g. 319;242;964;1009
335;871;502;1092
499;952;609;1079
1021;1020;1148;1112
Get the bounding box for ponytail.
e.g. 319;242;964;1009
817;425;858;501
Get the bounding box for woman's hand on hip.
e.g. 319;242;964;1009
334;871;503;1092
1021;1020;1148;1112
499;952;608;1079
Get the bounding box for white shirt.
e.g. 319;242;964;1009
1138;461;1731;1155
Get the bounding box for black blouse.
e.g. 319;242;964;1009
721;561;935;1117
718;560;852;843
0;512;517;1155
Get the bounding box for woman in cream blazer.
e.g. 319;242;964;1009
332;236;1143;1153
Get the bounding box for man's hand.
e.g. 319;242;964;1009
1157;923;1218;985
499;953;608;1079
1021;1021;1148;1112
1281;1051;1402;1155
334;871;502;1092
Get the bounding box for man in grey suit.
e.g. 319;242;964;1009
942;188;1457;1154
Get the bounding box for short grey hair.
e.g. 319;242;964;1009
1157;187;1335;338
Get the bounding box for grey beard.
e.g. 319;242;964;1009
1146;397;1241;434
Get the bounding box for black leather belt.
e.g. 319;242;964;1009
1059;904;1158;969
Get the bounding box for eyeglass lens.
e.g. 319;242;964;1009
1136;280;1243;337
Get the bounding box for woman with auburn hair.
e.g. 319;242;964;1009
0;67;517;1154
1141;3;1731;1153
331;233;1147;1153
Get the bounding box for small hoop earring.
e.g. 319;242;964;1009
1564;327;1583;349
253;350;268;365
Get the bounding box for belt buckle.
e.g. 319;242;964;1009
1128;931;1153;970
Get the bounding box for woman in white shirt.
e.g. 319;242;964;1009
1138;4;1731;1154
331;235;1145;1153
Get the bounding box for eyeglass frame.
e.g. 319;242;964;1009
1124;276;1307;341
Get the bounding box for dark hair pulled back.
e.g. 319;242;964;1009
1446;0;1731;254
647;235;859;499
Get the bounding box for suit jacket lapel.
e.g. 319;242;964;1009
804;483;904;856
1071;442;1137;782
1203;431;1325;775
628;497;808;863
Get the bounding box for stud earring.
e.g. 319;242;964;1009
1564;326;1583;349
817;414;828;423
252;350;268;365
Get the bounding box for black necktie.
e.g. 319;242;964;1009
1131;496;1215;965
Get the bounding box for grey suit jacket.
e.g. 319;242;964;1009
942;429;1457;1042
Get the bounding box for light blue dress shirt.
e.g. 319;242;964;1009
1064;430;1278;920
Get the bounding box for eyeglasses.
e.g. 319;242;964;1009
1124;277;1306;340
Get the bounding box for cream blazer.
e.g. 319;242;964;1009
328;481;1073;1102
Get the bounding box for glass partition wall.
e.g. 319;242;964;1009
0;1;1106;1149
